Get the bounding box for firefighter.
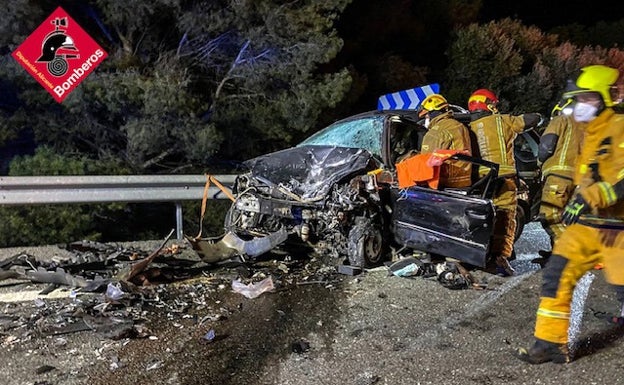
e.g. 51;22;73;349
467;89;542;276
534;95;587;265
517;64;624;364
417;93;472;188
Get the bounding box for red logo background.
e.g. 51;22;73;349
12;7;108;103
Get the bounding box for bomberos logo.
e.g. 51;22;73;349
12;6;108;103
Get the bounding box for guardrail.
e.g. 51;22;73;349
0;174;237;240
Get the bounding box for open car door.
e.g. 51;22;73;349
391;155;499;267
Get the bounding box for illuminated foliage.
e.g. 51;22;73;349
444;18;624;115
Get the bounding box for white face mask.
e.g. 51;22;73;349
573;102;598;122
424;116;431;129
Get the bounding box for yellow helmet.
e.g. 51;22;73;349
563;65;620;107
418;94;449;118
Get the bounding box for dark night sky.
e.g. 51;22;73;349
481;1;624;30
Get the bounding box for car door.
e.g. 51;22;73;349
390;185;495;267
382;116;497;267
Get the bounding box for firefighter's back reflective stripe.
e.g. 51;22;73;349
496;115;507;165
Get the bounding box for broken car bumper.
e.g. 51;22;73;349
187;228;288;263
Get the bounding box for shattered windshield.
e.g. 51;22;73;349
297;116;384;158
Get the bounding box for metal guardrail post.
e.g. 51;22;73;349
175;202;184;241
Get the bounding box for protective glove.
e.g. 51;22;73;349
536;112;545;127
561;194;590;226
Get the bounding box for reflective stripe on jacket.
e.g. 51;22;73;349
470;113;528;177
540;115;586;179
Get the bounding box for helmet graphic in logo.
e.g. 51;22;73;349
36;17;79;77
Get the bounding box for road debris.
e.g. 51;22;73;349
386;256;485;290
231;276;275;299
291;339;310;354
337;264;363;276
202;329;216;342
0;222;503;385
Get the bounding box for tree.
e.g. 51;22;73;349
0;0;353;174
0;0;354;245
0;147;131;247
175;0;353;158
444;19;556;111
330;0;483;112
444;18;624;115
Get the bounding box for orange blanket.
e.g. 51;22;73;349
395;150;465;189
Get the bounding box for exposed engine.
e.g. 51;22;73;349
225;171;383;260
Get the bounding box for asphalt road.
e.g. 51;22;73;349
1;222;623;385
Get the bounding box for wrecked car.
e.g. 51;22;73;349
210;109;534;270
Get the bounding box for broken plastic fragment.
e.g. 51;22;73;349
26;267;88;287
388;257;424;277
231;277;274;299
291;339;310;354
203;329;216;342
36;365;56;374
146;360;163;371
105;282;125;302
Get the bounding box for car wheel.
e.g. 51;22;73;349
347;217;383;268
514;204;526;241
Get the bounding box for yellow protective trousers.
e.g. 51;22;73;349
539;203;566;245
490;177;517;259
539;174;575;245
534;223;624;344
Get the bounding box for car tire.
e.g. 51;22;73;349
347;216;383;268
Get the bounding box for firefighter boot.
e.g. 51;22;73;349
531;249;552;268
515;338;570;364
495;256;515;277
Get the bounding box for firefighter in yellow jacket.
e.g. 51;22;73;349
517;64;624;364
418;93;472;188
468;89;542;276
537;97;587;258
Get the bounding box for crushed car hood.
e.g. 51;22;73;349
243;145;377;201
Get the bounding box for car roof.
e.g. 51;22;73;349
332;106;472;127
331;109;423;125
